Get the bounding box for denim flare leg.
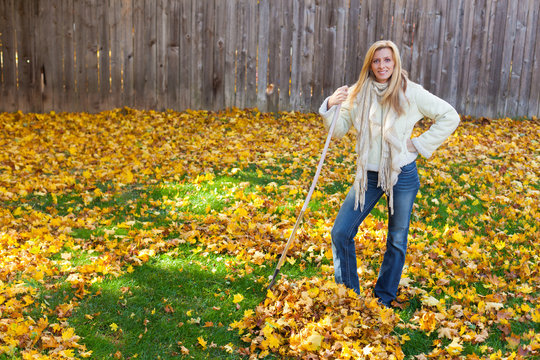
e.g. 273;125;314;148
330;161;420;306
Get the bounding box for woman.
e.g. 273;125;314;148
319;40;460;307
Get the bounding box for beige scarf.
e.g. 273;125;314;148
351;78;403;214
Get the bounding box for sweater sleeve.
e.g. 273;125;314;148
411;86;460;158
319;97;354;139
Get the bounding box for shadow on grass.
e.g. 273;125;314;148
70;253;271;360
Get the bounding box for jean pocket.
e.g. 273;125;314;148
400;161;417;174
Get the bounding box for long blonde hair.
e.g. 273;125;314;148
348;40;408;115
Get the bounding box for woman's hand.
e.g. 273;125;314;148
407;138;417;153
328;86;349;108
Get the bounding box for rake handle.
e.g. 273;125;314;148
267;104;341;291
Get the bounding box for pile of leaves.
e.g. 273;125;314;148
0;108;538;359
232;277;403;359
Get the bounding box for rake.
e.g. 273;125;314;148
267;104;341;291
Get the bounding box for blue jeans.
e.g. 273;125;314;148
331;161;420;306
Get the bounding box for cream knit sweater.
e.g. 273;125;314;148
319;80;460;169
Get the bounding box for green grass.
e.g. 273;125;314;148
67;244;324;360
4;155;538;359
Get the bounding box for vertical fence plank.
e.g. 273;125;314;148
355;0;368;69
0;0;17;112
85;0;100;112
121;0;134;108
411;0;429;87
223;0;237;109
256;0;269;111
428;0;444;94
506;0;530;117
465;0;487;115
245;0;258;108
62;0;75;112
299;0;315;111
290;0;302;109
279;0;293;110
98;0;110;111
345;0;360;85
265;0;281;112
519;0;539;115
132;0;144;108
178;0;191;110
109;0;122;110
74;0;86;111
476;0;495;116
334;0;347;87
191;0;204;109
528;2;540;117
213;0;226;111
391;0;406;50
364;0;376;43
379;0;394;39
16;0;37;112
321;0;336;102
438;0;462;108
164;0;178;110
236;0;249;109
499;0;517;116
145;0;158;109
487;0;508;116
201;0;215;109
51;0;62;111
311;1;324;107
156;0;167;111
399;0;416;74
456;0;475;114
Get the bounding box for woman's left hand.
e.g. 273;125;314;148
407;139;417;152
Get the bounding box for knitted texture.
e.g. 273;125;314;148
351;78;403;214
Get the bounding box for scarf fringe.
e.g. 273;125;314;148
352;78;402;214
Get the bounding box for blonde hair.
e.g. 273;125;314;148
348;40;408;115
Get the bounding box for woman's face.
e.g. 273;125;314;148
371;48;395;83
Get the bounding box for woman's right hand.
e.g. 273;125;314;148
328;85;349;108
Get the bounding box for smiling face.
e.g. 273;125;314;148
371;47;395;83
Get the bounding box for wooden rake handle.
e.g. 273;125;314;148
267;104;341;291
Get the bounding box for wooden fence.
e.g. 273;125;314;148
0;0;539;117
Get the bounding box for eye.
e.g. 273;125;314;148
384;58;392;63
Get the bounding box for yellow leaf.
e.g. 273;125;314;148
234;207;248;217
233;293;244;303
197;336;207;349
122;169;134;183
446;338;463;355
266;333;281;349
110;323;119;332
419;312;437;334
517;283;533;294
531;309;540;322
422;295;440;307
62;327;76;341
304;332;323;351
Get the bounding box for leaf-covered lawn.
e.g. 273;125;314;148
0;108;538;359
